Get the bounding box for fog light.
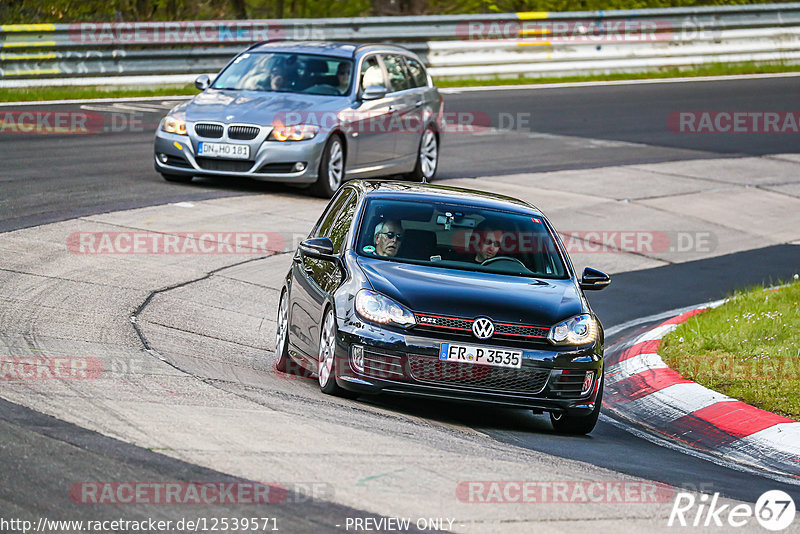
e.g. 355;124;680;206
351;345;364;373
294;162;307;172
581;371;595;395
157;153;168;164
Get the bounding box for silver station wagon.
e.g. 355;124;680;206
154;41;443;197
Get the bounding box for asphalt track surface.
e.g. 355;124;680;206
2;76;799;232
1;77;800;526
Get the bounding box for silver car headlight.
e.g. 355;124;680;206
548;314;597;345
161;115;187;135
268;124;320;141
355;289;416;328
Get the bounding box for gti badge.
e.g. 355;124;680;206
472;317;494;340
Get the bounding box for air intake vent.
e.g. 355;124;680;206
194;123;223;138
228;125;260;140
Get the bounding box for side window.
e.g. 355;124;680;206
328;193;358;254
360;56;385;90
405;57;428;88
381;54;411;92
314;190;350;240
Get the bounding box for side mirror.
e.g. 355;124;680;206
195;74;211;91
580;267;611;291
299;237;336;261
361;85;387;100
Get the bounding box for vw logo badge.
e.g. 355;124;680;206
472;317;494;340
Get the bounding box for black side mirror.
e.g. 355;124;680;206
299;237;336;261
580;267;611;291
195;74;211;91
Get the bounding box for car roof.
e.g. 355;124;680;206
347;180;543;214
245;41;413;58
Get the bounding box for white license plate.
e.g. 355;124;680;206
198;142;250;159
439;343;522;369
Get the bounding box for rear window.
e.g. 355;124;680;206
356;198;568;279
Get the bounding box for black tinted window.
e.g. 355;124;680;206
328;192;358;253
315;190;351;240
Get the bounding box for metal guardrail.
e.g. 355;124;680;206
1;3;800;86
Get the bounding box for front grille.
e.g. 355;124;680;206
195;157;253;172
194;123;223;138
258;162;297;174
413;313;549;341
408;356;550;394
549;370;588;398
228;125;260;140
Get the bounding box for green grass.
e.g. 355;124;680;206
659;280;800;419
0;84;198;103
1;61;798;103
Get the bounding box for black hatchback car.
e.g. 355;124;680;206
275;180;611;434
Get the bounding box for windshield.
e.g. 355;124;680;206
356;198;569;279
212;52;354;96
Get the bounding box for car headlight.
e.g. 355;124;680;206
161;115;187;135
268;124;319;142
355;289;416;328
548;314;597;345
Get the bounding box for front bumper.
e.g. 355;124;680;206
153;129;327;184
333;318;603;416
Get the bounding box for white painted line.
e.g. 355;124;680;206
439;71;800;94
600;414;800;486
634;323;679;342
621;383;733;425
606;352;667;381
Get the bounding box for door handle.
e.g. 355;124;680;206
415;100;423;108
387;105;395;113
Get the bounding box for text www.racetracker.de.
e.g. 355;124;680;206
0;516;280;533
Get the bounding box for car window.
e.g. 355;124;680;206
314;190;357;254
360;56;385;91
356;198;568;279
328;192;358;254
212;52;353;96
404;57;428;88
314;189;351;241
381;55;411;92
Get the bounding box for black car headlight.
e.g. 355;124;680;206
355;289;416;328
548;314;597;345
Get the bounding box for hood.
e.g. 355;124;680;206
186;89;347;126
356;257;584;327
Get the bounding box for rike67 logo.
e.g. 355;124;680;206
669;490;796;530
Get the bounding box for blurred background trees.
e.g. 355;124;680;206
0;0;789;22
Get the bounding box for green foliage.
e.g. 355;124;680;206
660;280;800;419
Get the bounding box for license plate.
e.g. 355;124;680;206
439;343;522;369
198;142;250;159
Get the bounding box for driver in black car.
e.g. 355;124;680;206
472;223;502;263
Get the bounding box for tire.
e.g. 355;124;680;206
317;308;352;396
160;172;193;183
405;127;438;182
549;375;603;435
310;135;345;198
275;290;291;372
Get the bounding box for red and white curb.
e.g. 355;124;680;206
604;307;800;479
